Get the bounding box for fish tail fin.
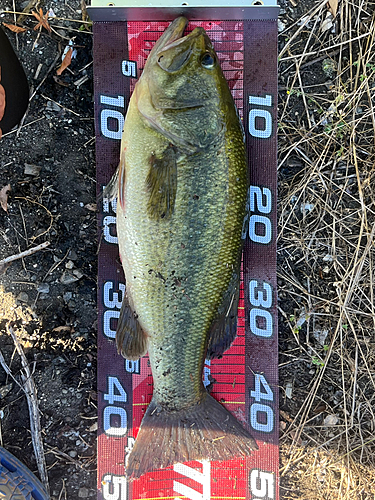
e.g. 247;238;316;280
126;392;258;478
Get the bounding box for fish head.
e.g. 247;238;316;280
142;17;225;110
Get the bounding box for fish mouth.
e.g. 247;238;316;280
155;18;207;73
156;17;205;55
158;17;189;51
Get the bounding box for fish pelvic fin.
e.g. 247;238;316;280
116;293;148;360
126;392;257;479
146;143;177;220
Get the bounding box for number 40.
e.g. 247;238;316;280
250;374;274;433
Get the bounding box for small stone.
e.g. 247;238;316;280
46;100;61;112
78;487;89;498
65;260;74;269
278;19;286;32
324;414;338;426
37;283;50;294
68;450;77;458
68;249;78;260
62;292;72;303
72;269;84;279
16;292;29;303
60;271;79;285
321;13;334;34
24;163;42;176
89;422;98;432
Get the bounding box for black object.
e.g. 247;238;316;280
0;446;49;500
0;26;29;134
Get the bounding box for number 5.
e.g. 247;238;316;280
250;469;275;499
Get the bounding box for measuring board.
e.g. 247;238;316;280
89;2;279;499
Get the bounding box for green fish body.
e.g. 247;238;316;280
112;17;257;477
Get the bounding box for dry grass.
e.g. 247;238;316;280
278;0;375;498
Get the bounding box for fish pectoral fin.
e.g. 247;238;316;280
116;293;147;360
146;143;177;220
206;270;241;359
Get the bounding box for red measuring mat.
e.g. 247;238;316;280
93;18;278;500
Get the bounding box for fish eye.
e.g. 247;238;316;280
201;53;215;69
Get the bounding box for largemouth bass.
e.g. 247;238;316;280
110;17;257;478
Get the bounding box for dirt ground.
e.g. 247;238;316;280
0;0;375;499
0;1;96;497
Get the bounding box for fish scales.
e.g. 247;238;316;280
110;17;257;478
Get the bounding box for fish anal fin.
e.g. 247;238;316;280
206;270;241;359
126;392;257;479
146;143;177;220
116;293;147;360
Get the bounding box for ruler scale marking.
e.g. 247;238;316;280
92;11;278;500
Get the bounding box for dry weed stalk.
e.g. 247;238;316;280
278;0;375;498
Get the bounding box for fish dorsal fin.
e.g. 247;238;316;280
206;269;241;359
116;293;148;360
146;143;177;221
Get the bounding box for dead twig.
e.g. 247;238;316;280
0;241;50;268
7;325;50;495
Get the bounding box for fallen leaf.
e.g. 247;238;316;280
313;402;327;414
327;0;338;17
52;325;72;333
81;0;88;21
0;67;5;122
280;409;293;422
53;75;71;87
32;8;51;33
280;421;287;431
56;47;73;76
84;203;97;211
0;184;11;212
2;22;27;33
0;262;11;275
289;430;303;445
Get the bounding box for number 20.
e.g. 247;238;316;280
248;186;272;245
